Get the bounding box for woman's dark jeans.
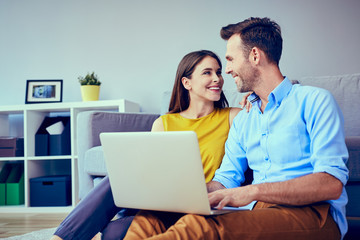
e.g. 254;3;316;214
54;176;137;240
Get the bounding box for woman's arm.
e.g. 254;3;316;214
229;108;242;126
151;117;165;132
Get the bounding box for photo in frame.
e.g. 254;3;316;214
25;80;63;104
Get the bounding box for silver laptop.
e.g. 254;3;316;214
100;131;247;215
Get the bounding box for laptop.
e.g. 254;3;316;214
100;131;249;215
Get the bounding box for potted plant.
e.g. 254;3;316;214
78;72;101;101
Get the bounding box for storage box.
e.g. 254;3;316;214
6;163;24;205
0;137;24;157
0;163;13;205
35;116;71;156
30;175;71;206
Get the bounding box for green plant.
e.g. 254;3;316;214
78;72;101;86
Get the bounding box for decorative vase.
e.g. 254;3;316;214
80;85;100;101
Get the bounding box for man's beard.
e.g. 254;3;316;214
237;65;260;93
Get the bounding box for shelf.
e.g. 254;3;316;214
0;205;74;213
0;99;140;113
0;99;139;212
0;157;24;162
26;156;72;160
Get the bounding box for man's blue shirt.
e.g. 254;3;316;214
213;77;349;238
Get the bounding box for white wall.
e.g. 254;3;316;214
1;0;359;113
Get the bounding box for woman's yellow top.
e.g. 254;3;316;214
161;108;231;182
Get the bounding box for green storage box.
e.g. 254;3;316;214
0;164;13;205
6;163;24;205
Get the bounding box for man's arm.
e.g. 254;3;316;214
208;172;343;209
207;181;226;193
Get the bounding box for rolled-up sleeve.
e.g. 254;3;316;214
306;89;349;185
213;113;248;188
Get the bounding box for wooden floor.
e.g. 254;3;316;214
0;213;68;238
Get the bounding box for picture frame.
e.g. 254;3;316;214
25;80;63;104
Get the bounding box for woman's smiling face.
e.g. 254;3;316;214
182;56;224;103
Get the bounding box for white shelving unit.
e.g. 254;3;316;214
0;99;139;213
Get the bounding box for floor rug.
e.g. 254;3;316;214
0;227;56;240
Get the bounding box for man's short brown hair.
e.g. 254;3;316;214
221;17;283;66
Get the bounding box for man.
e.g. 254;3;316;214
124;17;349;239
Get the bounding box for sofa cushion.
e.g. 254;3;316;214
346;137;360;181
84;146;107;176
299;73;360;137
90;112;160;147
223;90;248;108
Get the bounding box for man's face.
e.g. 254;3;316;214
225;35;260;93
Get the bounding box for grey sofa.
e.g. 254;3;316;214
77;73;359;238
77;112;160;199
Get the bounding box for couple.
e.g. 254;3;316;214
52;17;348;240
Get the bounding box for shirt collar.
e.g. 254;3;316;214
248;77;292;107
270;76;292;106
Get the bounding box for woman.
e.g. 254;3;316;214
51;50;243;240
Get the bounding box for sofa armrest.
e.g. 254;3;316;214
346;136;360;182
77;111;160;198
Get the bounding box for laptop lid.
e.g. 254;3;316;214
100;131;214;215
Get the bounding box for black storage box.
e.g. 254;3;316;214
30;175;71;206
35;116;71;156
0;137;24;157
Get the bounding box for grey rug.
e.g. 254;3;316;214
0;227;56;240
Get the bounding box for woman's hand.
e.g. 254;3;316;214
239;92;253;112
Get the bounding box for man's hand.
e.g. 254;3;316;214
208;173;343;209
208;185;256;209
